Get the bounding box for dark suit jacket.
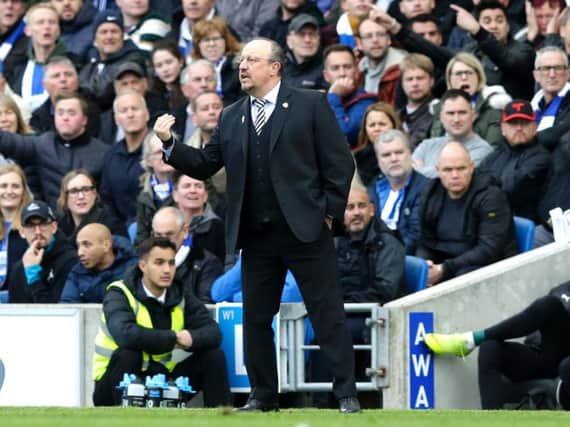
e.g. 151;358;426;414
166;83;354;254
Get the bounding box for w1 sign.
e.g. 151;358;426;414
216;304;250;392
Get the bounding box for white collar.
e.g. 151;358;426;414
142;280;167;303
250;80;281;106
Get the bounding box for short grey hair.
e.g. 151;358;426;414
152;206;185;230
535;46;569;69
237;37;285;76
180;59;217;85
374;129;412;152
112;90;148;114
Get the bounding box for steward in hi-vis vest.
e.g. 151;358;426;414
92;237;231;407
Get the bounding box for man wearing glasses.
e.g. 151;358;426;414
154;38;360;413
7;200;77;303
356;17;406;104
531;46;570;149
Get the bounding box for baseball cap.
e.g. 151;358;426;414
288;14;320;33
502;100;536;122
94;10;124;33
114;62;147;80
21;201;56;225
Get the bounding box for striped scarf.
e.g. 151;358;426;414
531;82;570;132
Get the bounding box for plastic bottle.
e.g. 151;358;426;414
174;376;195;408
117;373;146;407
145;374;168;408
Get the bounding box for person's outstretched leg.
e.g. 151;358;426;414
425;296;569;357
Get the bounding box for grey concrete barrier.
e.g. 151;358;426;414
384;242;570;409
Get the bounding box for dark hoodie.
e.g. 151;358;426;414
60;1;98;60
79;39;146;111
60;235;137;303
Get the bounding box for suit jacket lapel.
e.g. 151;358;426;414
239;97;250;158
269;85;292;153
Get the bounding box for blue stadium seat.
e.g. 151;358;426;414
514;216;536;253
405;255;429;293
128;222;137;245
0;290;8;303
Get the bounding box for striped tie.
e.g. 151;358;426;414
253;98;267;135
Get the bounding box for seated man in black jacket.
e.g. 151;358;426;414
337;184;406;304
92;237;231;407
479;100;551;222
8;200;77;303
151;206;222;303
312;184;405;408
416;142;518;286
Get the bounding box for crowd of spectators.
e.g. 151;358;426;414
1;0;570;410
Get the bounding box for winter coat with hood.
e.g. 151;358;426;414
60;235;137;303
60;1;98;60
335;216;406;304
79;40;146;111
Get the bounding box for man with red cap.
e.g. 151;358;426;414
479;100;551;223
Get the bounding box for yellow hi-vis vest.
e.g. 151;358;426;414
92;281;185;381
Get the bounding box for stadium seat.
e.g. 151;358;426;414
0;290;8;303
405;255;429;293
128;222;137;245
514;216;536;253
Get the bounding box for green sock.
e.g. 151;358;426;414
473;330;486;346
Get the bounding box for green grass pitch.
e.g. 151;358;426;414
1;408;569;427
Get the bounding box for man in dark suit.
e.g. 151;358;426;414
154;38;361;413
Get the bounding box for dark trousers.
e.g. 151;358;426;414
311;315;367;408
478;295;570;409
93;348;231;407
241;223;356;402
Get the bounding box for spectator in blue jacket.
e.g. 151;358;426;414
367;129;430;254
60;223;137;303
210;256;302;304
323;44;377;146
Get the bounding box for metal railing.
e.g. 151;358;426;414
277;302;390;392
